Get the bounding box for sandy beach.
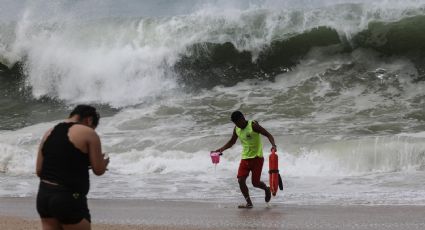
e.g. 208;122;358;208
1;197;425;230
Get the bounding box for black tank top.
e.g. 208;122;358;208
40;122;90;195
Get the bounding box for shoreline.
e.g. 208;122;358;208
1;197;425;229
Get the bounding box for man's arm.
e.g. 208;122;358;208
215;128;238;153
252;121;277;151
87;130;109;175
36;129;52;177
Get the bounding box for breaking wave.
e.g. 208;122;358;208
0;1;425;106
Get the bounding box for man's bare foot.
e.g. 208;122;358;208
238;203;253;209
265;186;271;203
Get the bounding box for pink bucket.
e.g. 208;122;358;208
210;152;221;164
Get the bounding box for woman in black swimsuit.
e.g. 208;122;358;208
36;105;109;230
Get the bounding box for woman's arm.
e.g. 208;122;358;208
87;130;109;175
36;129;52;177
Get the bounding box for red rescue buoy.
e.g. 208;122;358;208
269;149;283;196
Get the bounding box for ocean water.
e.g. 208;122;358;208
0;0;425;205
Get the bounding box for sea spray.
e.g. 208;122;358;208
0;0;424;204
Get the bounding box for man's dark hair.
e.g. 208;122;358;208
69;104;100;128
231;111;245;123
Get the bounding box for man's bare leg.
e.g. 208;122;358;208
238;177;253;208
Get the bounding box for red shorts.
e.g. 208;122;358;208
237;157;264;184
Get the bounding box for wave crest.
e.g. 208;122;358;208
0;2;425;105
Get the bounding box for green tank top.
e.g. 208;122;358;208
235;120;263;159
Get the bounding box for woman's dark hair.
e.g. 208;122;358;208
69;105;100;128
231;111;245;123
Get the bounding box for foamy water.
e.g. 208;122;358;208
1;99;424;204
0;0;425;205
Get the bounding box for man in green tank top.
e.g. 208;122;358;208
214;111;277;208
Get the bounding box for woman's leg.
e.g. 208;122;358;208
41;218;62;230
62;218;91;230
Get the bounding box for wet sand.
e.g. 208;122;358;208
1;197;425;230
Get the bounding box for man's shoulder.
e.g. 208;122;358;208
251;120;260;126
250;120;261;132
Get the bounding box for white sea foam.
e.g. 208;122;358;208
1;110;425;204
1;1;425;106
1;0;425;204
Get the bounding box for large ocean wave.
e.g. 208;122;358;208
0;1;425;106
1;0;425;203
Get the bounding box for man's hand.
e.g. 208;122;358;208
271;145;277;152
212;150;223;155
